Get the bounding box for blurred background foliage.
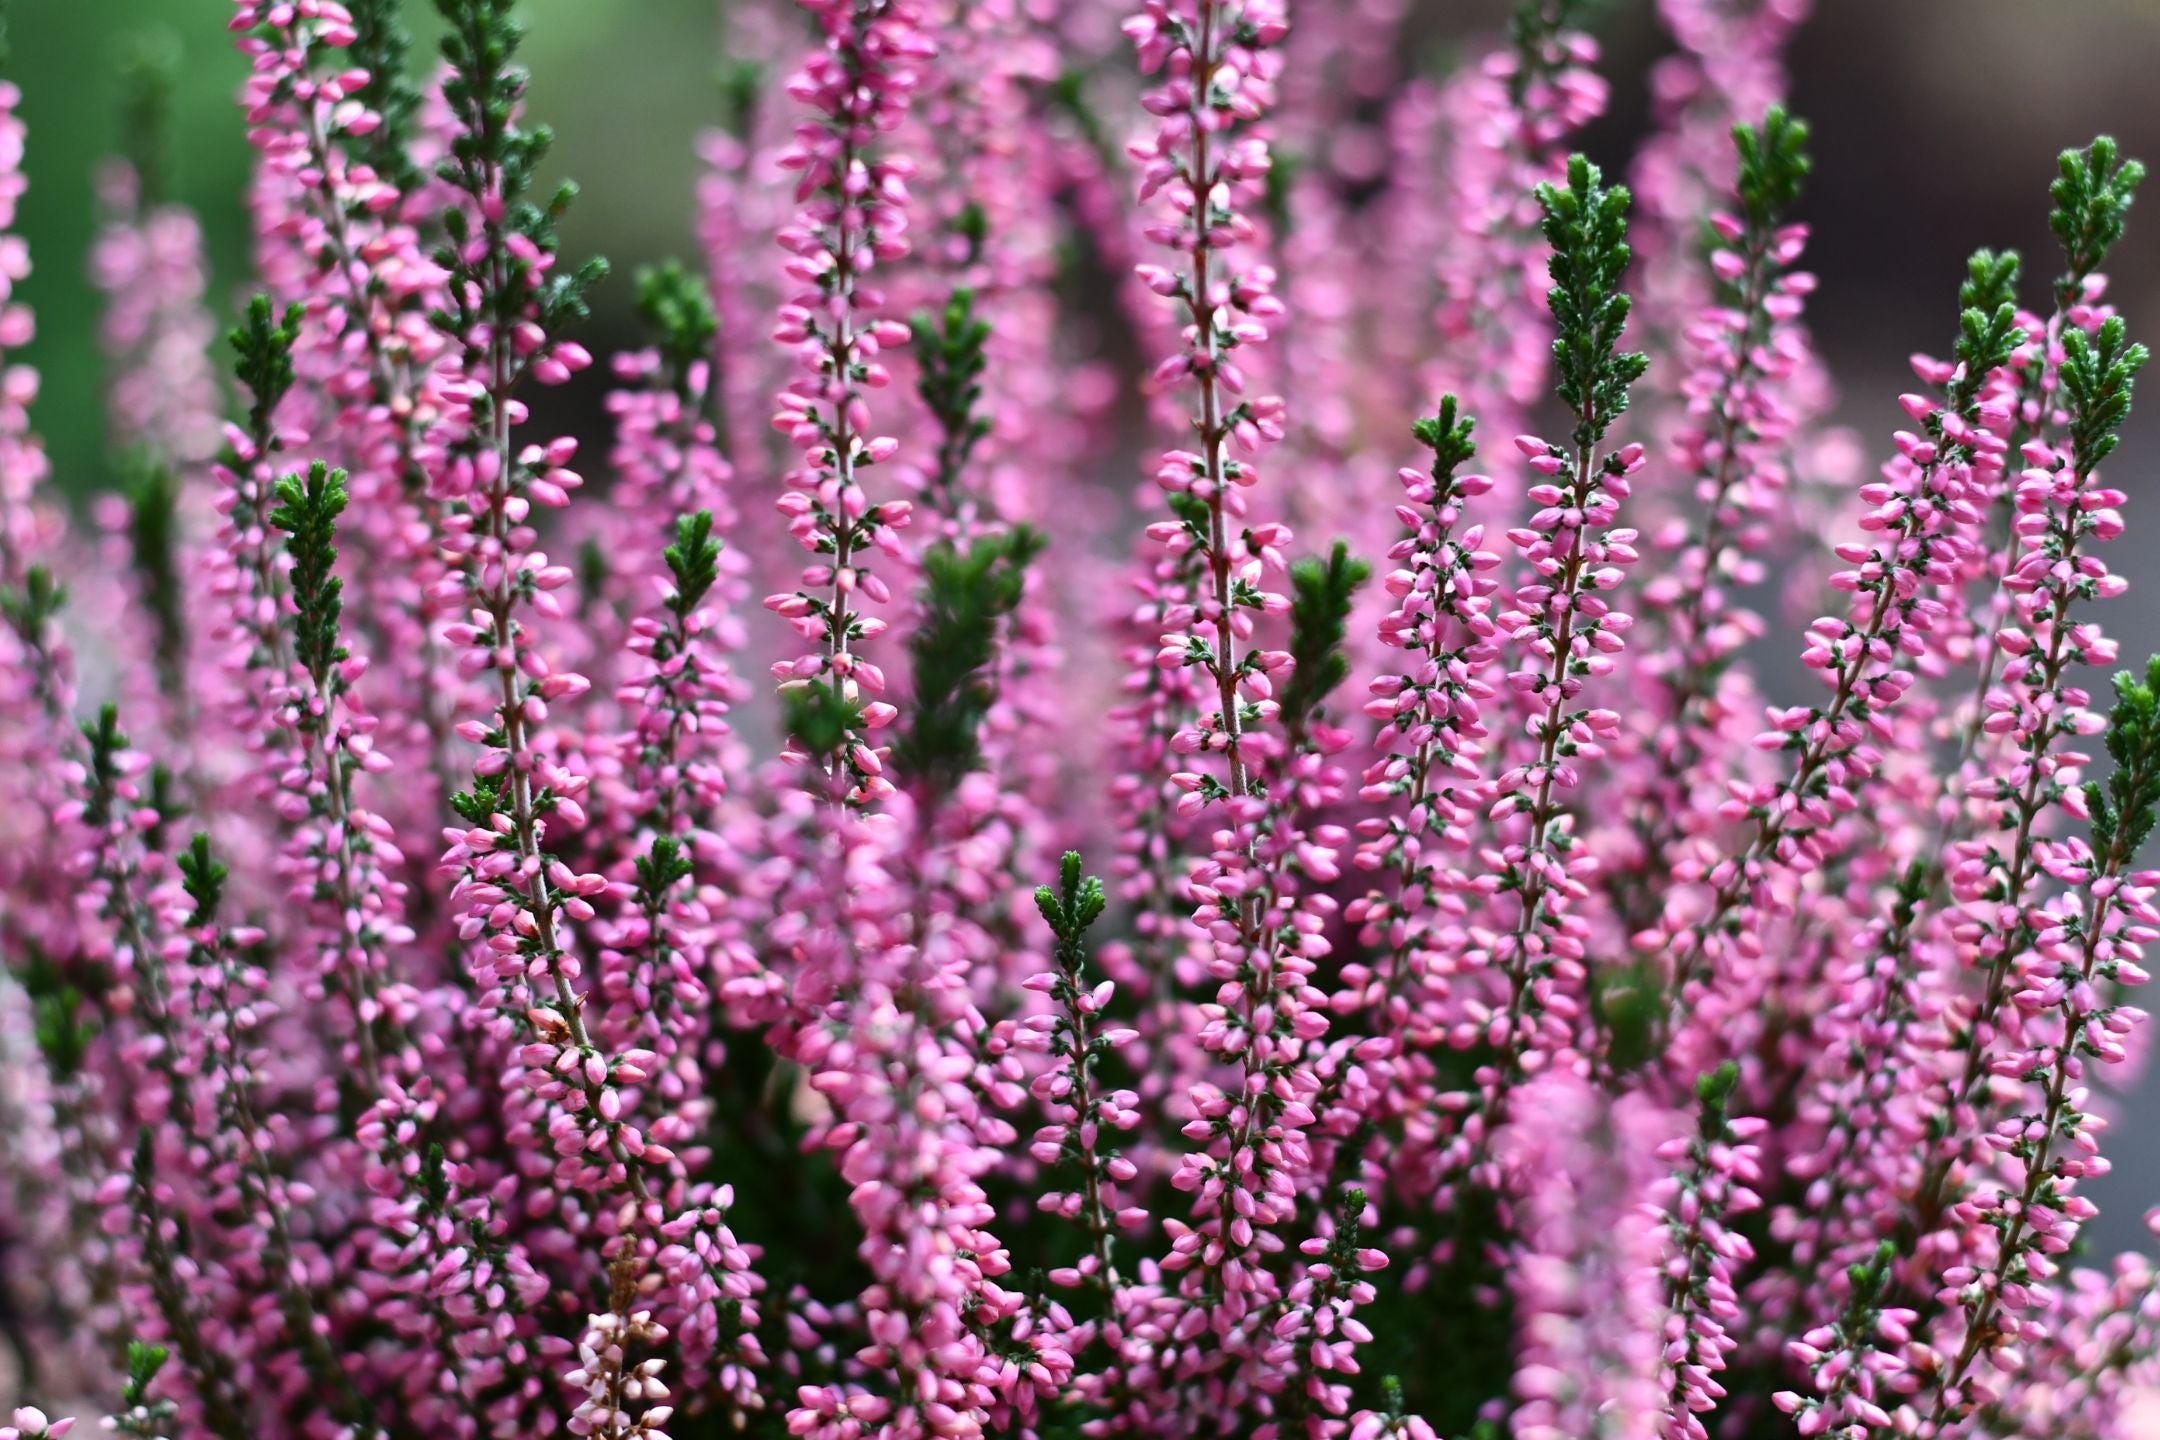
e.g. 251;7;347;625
19;0;2160;1243
14;0;725;501
19;0;2160;505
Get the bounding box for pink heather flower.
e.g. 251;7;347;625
1655;292;2018;1076
1479;427;1643;1112
1503;1073;1666;1440
1339;402;1502;1189
1650;1064;1763;1440
1;1409;74;1440
763;0;928;809
1417;7;1606;475
1;8;2159;1440
233;0;464;842
1120;5;1360;1429
1618;108;1816;936
88;164;221;469
1628;0;1810;380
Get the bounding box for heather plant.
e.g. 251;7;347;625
6;1;2160;1438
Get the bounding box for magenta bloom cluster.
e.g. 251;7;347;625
4;1;2160;1439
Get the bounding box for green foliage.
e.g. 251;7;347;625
2050;135;2144;302
782;679;867;763
230;294;303;447
576;536;609;616
0;562;63;640
143;762;184;856
1733;105;1810;230
1262;145;1306;235
20;950;94;1082
2086;656;2160;861
1846;1238;1897;1316
1045;68;1113;164
1694;1058;1740;1117
116;28;179;205
177;833;227;929
449;773;506;826
432;0;607;352
1035;850;1107;942
122;455;187;702
1536;154;1649;447
948;200;989;266
635;836;696;904
1280;540;1372;738
665;509;723;621
1412;393;1477;472
2059;314;2149;478
1947;278;2024;419
81;703;129;829
122;1338;170;1406
269;461;352;684
1593;959;1659;1071
1958;247;2021;317
895;527;1045;794
1353;1178;1515;1431
1165;489;1211;547
420;1141;450;1210
108;1336;179;1437
349;0;421;195
913;287;993;512
636;260;718;389
715;57;763;140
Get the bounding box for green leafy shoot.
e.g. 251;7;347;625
449;773;506;827
144;763;185;856
1035;850;1108;943
268;461;352;685
1958;247;2021;317
431;0;608;354
784;679;869;764
1945;256;2025;423
81;704;130;830
1280;540;1372;741
895;527;1045;794
122;455;188;704
1732;104;1810;231
716;57;763;140
636;260;718;392
1693;1058;1740;1116
0;563;64;643
124;1338;172;1401
1412;393;1478;473
635;836;695;907
22;950;94;1082
2086;656;2160;862
177;833;228;929
913;287;993;515
1536;154;1650;447
664;509;723;623
230;294;304;447
115;1337;175;1436
2050;135;2145;305
2059;314;2149;479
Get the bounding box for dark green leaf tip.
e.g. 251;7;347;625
1536;154;1649;447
